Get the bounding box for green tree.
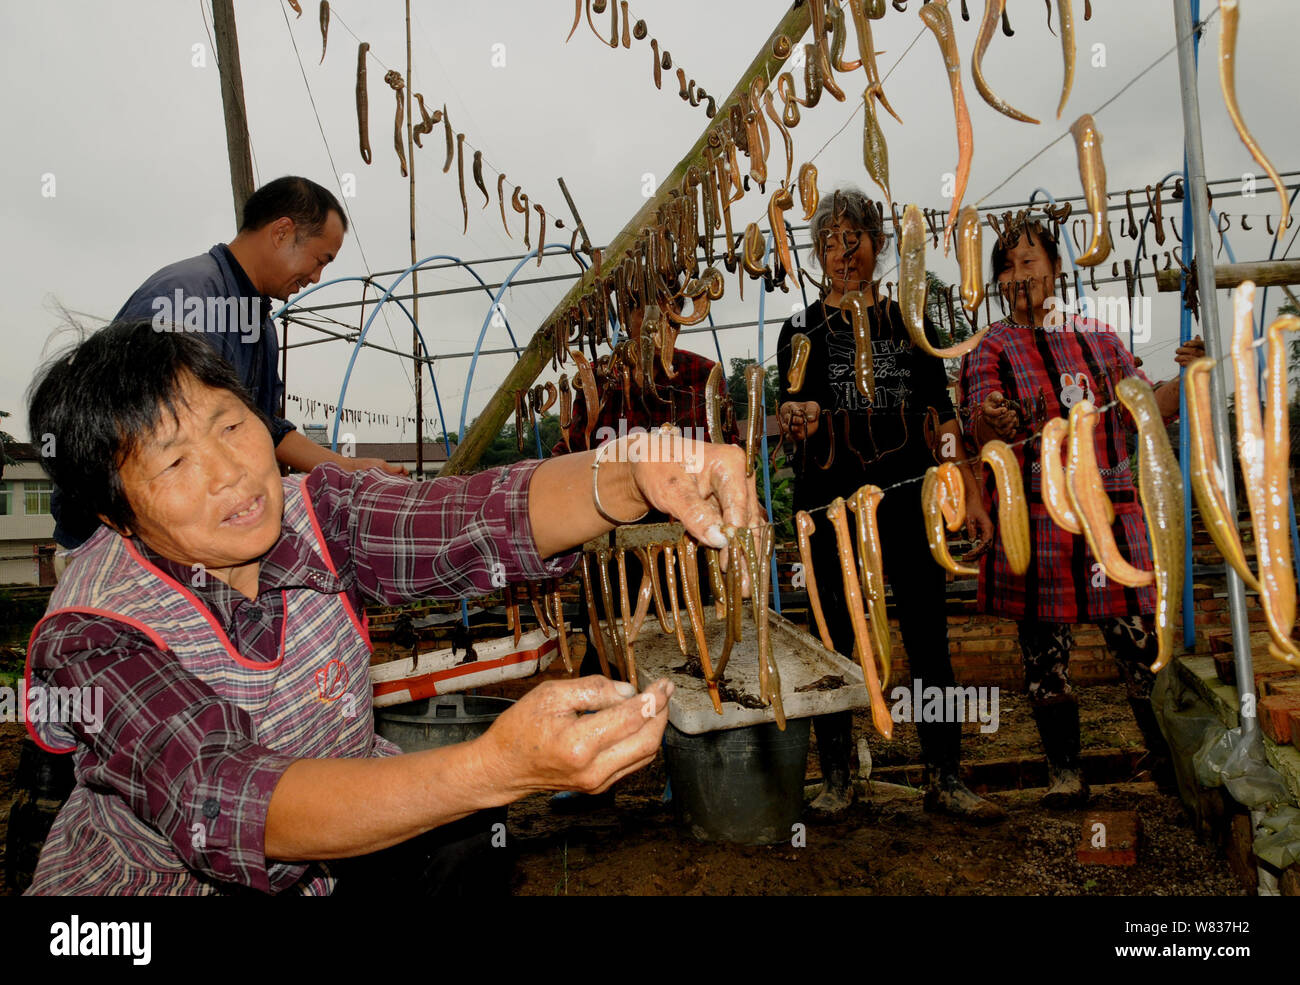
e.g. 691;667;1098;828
727;358;780;416
475;413;562;469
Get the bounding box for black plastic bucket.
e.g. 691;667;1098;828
375;694;514;751
365;693;515;897
662;717;811;845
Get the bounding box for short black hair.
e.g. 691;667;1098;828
27;321;267;533
239;176;348;240
990;217;1061;278
809;186;888;266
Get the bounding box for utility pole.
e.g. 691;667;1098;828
406;0;424;477
211;0;256;225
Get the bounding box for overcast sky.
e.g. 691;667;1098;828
2;0;1297;446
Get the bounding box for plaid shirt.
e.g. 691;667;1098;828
552;346;737;454
26;461;573;894
956;317;1157;623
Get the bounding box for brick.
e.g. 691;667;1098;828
1264;676;1300;697
1078;811;1140;867
1282;865;1300;897
1259;696;1300;744
1192;583;1214;601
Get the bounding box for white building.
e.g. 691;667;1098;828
0;443;56;586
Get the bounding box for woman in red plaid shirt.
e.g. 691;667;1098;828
958;217;1202;807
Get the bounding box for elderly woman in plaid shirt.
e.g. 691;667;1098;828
22;320;762;895
958;217;1203;807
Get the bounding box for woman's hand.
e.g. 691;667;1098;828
979;392;1020;441
530;433;762;557
476;676;674;797
1173;335;1206;368
779;400;821;440
625;432;763;549
964;495;995;559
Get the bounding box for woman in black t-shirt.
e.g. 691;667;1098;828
775;187;1000;821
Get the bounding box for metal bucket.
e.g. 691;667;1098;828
662;717;811;846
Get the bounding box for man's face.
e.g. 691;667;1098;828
114;376;283;582
818;218;879;296
266;210;345;301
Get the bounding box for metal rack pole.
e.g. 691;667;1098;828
1172;0;1257;743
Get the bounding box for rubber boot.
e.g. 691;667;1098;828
919;721;1006;824
809;711;854;814
1032;700;1089;808
1127;696;1177;793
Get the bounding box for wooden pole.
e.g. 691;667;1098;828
211;0;256;226
440;1;813;475
1155;259;1300;293
406;0;424;477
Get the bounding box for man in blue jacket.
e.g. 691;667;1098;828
53;176;404;549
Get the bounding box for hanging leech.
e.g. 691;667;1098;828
355;43;372;164
1070;114;1112;266
919;1;973;253
472;151;490;210
440;105;454;173
496;174;512;238
1220;0;1290;240
744;364;764;476
383;71;408;178
319;1;329;63
861;85;892;203
456;133;469;233
591;549;626;679
901;204;991;357
795;511;836;651
827;498;893;738
678;536;723;714
512;186;531;249
850;0;903;123
848;485;892;684
1054;0;1075;118
972;2;1037;123
662;543;689;655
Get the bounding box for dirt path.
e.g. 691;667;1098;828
506;686;1244;896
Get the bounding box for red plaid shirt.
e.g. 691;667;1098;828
26;461;573;893
552;347;737;454
957;317;1158;623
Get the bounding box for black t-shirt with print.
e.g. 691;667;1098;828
776;297;955;511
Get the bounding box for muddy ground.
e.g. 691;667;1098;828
504;685;1244;896
0;685;1245;896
